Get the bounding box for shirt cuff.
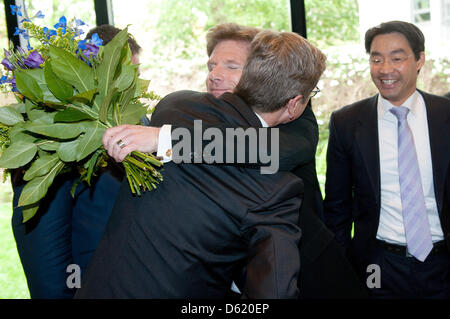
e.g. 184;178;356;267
156;124;173;163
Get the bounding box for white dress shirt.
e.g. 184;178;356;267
376;90;444;245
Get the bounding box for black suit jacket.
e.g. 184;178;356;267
324;91;450;277
162;92;366;298
75;91;303;299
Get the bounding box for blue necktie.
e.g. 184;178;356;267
390;106;433;262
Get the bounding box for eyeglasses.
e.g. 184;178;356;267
310;86;321;98
369;54;413;66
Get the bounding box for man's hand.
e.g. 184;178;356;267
102;125;161;162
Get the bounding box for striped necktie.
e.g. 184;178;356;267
390;106;433;262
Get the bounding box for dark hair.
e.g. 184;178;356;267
234;30;326;113
85;24;141;56
364;20;425;60
206;23;261;57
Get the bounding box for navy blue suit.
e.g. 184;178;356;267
11;160;123;298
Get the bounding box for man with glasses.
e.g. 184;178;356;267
76;29;326;298
324;20;450;298
101;23;366;298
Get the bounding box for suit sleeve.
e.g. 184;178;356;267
167;105;318;172
240;176;303;299
323;112;354;250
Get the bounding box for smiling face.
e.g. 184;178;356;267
369;32;425;106
206;39;250;98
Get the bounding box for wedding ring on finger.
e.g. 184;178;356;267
117;139;126;149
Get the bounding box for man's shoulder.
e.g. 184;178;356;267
155;90;214;110
151;90;237;125
152;90;260;127
331;94;378;122
419;90;450;112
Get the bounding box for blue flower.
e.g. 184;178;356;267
43;27;57;39
20;18;31;23
75;28;85;37
13;27;29;40
0;75;7;84
33;10;45;19
75;19;85;26
89;33;103;46
27;42;33;51
77;39;87;50
13;27;22;36
54;16;67;35
54;16;67;29
10;5;22;16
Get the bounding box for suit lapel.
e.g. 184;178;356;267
355;95;381;205
421;91;450;213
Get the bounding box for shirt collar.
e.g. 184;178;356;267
254;112;269;127
378;90;420;119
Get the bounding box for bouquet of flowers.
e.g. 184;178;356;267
0;6;163;222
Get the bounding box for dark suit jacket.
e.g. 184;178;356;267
75;91;303;299
324;90;450;278
166;92;366;298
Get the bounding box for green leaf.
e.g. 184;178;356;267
18;160;64;206
120;102;147;125
25;68;65;105
68;88;98;104
25;99;36;114
70;174;84;198
96;28;129;102
57;138;80;162
23;153;60;181
114;64;137;92
14;69;43;102
7;103;26;114
27;109;55;124
49;46;95;95
44;62;74;102
84;149;102;186
0;141;37;168
76;122;105;161
99;87;118;124
54;106;96;123
22;203;40;223
8;123;36;144
37;140;60;151
25;122;83;139
118;82;136;113
0;106;24;125
135;79;150;97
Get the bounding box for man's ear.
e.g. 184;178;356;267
416;51;425;73
287;94;307;121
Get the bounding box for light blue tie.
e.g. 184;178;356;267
390;106;433;262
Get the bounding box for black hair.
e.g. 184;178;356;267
365;20;425;60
